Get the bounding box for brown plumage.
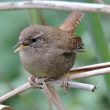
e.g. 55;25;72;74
17;24;84;79
15;11;84;110
15;11;84;80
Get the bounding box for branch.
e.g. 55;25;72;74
0;62;110;103
70;67;110;79
70;62;110;73
0;1;110;14
0;104;14;110
70;62;110;79
0;82;31;103
0;81;96;103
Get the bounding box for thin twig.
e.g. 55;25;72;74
0;80;96;103
70;67;110;79
0;1;110;13
70;62;110;73
0;82;31;103
0;104;14;110
50;80;96;91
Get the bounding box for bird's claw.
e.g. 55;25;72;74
28;75;48;89
61;77;70;93
28;76;39;88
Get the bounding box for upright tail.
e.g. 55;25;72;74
59;11;84;34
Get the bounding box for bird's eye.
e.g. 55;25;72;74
31;38;37;43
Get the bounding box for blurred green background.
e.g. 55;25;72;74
0;0;110;110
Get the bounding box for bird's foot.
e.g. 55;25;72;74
61;76;70;93
28;75;39;88
28;75;48;89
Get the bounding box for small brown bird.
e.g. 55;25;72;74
15;11;84;84
15;12;84;110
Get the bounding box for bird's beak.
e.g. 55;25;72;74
14;42;29;53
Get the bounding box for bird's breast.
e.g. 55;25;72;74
19;47;76;79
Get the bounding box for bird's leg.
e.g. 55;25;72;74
28;75;39;88
28;75;50;88
61;73;70;93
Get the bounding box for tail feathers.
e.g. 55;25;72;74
72;37;84;53
43;82;66;110
59;11;84;34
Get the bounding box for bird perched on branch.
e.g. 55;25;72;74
15;11;84;80
15;11;84;110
